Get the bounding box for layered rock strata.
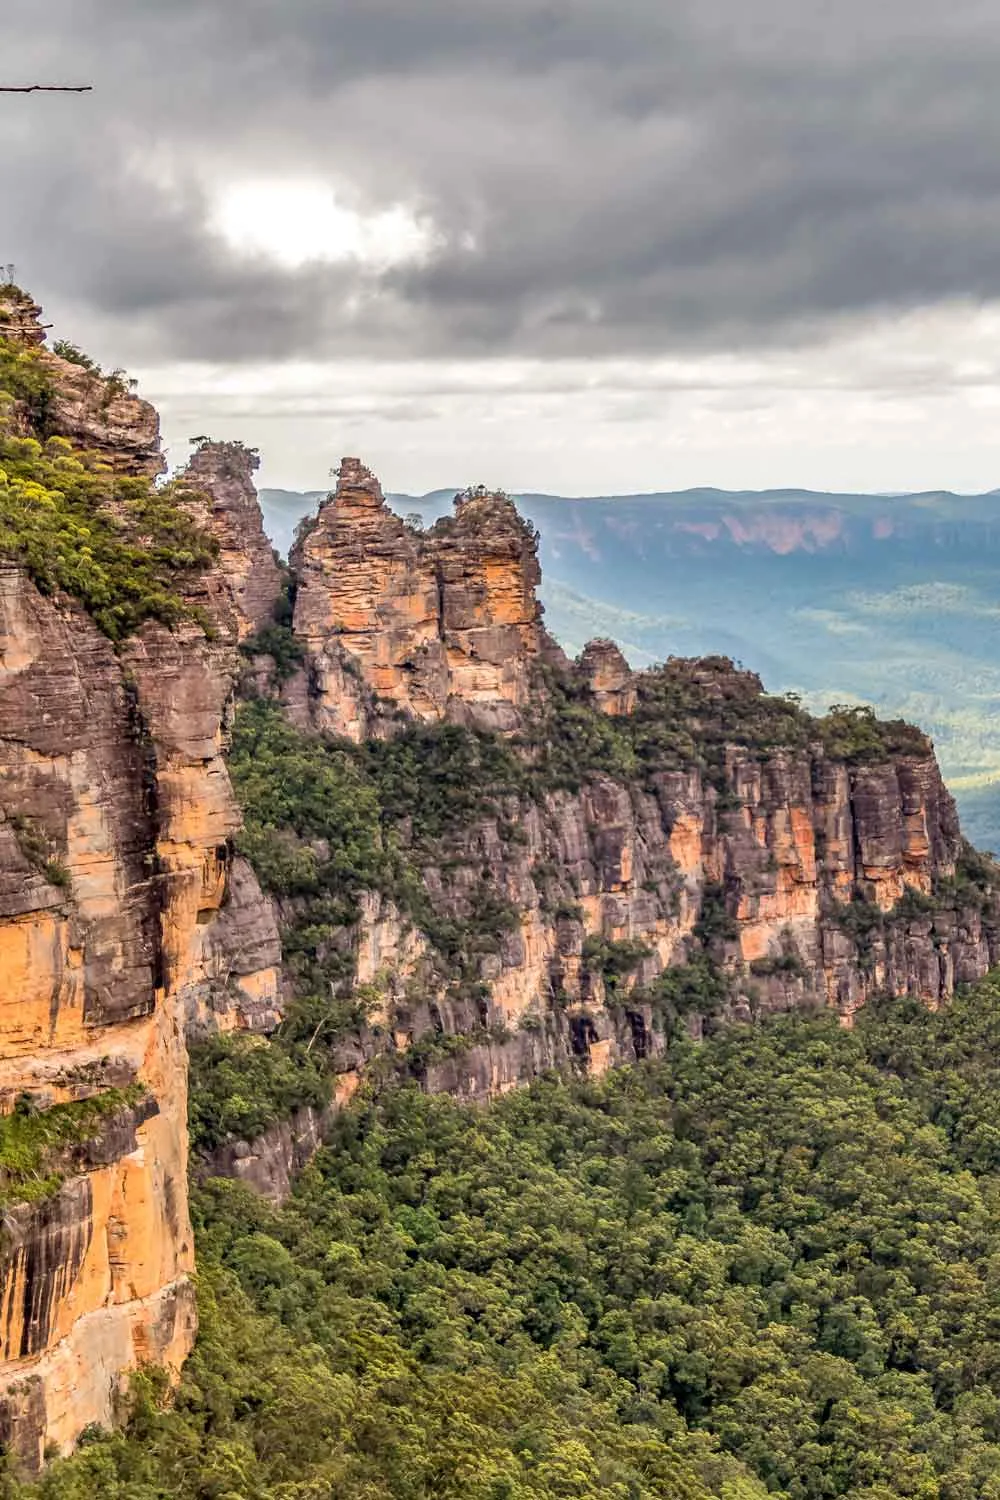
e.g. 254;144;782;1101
356;722;991;1105
288;461;559;738
0;308;281;1465
255;465;1000;1112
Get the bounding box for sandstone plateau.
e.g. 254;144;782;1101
2;289;1000;1466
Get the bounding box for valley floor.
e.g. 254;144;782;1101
13;978;1000;1500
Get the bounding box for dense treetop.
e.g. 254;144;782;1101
16;976;1000;1498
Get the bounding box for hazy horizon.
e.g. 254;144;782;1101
9;0;1000;496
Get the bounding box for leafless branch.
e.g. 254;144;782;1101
0;85;93;94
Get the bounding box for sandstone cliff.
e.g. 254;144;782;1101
0;293;280;1466
220;464;1000;1146
4;309;1000;1471
287;460;559;738
307;675;993;1106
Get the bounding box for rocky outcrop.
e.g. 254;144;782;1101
0;284;161;476
288;461;558;738
182;442;284;641
578;638;636;716
42;363;163;478
0;303;280;1466
0;288;46;348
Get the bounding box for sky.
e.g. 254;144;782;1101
5;0;1000;496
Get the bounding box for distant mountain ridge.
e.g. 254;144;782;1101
260;482;1000;849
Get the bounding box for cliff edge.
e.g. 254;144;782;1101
3;302;1000;1469
0;289;280;1466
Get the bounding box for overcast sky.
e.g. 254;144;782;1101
5;0;1000;495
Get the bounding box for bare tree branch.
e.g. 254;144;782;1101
0;85;93;94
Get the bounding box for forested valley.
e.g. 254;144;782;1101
12;978;1000;1500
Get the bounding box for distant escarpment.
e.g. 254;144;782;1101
197;457;1000;1185
0;286;281;1466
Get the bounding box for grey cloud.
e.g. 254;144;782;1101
5;0;1000;364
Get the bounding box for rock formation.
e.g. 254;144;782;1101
0;297;281;1466
0;284;161;475
578;638;637;716
183;441;284;642
3;300;1000;1470
288;461;558;738
242;465;1000;1122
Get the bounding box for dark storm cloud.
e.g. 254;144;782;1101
5;0;1000;363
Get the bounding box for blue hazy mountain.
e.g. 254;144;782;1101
260;483;1000;851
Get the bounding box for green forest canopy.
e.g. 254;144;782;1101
15;975;1000;1499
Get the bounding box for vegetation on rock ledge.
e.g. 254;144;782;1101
0;1086;146;1207
0;335;217;640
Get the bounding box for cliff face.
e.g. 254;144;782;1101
233;463;1000;1128
0;297;281;1467
338;701;990;1108
288;460;557;739
4;310;1000;1469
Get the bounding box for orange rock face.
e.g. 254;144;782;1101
577;639;637;716
288;462;554;738
0;304;282;1467
0;577;221;1466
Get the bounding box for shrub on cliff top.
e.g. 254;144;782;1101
0;334;53;427
818;703;930;763
0;337;217;641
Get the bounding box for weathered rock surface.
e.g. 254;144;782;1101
373;720;994;1101
0;575;216;1466
0;285;161;475
288;461;558;738
578;638;637;716
185;855;283;1036
182;442;284;641
0;306;279;1466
